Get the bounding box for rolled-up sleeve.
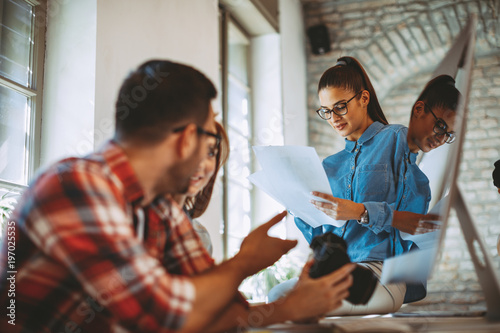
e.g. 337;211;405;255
362;201;395;234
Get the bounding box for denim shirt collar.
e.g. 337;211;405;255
409;150;418;164
345;121;385;152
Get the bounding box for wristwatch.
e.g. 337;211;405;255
358;207;369;225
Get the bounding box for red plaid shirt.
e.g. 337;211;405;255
0;141;220;333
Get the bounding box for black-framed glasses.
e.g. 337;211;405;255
423;103;456;144
173;125;221;147
316;91;362;120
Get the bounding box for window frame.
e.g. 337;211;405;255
219;7;254;259
0;0;46;193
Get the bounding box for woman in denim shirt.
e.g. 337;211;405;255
269;58;460;316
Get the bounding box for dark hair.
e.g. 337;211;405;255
413;74;461;114
317;56;388;125
185;122;230;218
493;160;500;188
114;60;217;144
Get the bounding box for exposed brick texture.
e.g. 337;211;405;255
301;0;500;312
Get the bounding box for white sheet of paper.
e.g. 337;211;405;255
381;196;447;284
380;246;438;284
249;145;346;228
247;170;283;208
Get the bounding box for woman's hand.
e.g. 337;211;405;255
310;191;365;221
392;211;442;235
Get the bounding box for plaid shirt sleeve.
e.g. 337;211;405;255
150;197;215;275
18;161;197;332
150;197;249;309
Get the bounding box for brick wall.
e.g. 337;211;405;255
302;0;500;312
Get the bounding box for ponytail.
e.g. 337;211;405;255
414;75;461;113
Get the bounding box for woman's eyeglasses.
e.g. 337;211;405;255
424;103;456;144
316;91;362;120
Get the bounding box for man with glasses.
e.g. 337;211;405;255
0;60;354;333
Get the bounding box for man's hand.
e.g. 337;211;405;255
194;260;354;331
392;211;442;235
237;211;297;277
183;211;295;332
310;191;365;221
282;261;355;323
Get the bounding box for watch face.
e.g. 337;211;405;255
359;209;369;224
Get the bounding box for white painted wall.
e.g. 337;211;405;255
43;0;220;163
251;33;286;237
41;0;97;167
94;0;219;148
252;34;284;148
280;0;308;147
279;0;310;258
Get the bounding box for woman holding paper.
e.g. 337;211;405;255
312;74;460;236
268;57;460;316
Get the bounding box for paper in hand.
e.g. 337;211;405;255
381;197;447;284
248;146;346;228
399;195;447;250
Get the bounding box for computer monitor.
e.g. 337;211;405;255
380;14;500;321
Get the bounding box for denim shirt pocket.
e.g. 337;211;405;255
404;177;430;213
356;164;389;199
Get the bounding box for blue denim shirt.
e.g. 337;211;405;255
295;122;431;302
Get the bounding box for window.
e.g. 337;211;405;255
0;0;46;194
219;2;300;302
220;11;253;259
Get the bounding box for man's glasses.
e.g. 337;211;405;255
173;125;221;147
316;91;362;120
424;103;456;144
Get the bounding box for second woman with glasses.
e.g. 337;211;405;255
268;57;460;317
406;75;458;151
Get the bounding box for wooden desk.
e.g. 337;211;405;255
246;314;500;332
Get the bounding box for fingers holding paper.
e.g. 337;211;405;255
310;191;365;221
415;214;442;235
392;211;442;235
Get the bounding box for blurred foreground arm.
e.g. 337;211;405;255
204;262;355;332
181;211;298;332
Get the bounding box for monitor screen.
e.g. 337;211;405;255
380;14;500;321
